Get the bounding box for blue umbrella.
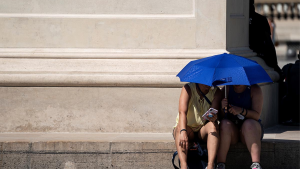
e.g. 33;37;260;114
177;53;273;87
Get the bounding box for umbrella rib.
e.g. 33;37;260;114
241;66;251;85
215;55;223;68
212;56;224;83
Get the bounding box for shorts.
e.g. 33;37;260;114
227;118;264;140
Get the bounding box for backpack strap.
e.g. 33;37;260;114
172;142;208;169
195;84;212;105
172;151;180;169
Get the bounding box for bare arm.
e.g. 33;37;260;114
247;84;263;120
211;87;222;110
201;87;222;122
209;87;222;121
178;84;191;130
178;84;191;151
219;86;229;119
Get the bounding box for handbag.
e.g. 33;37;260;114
172;141;208;169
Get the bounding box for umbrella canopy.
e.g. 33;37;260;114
177;53;273;86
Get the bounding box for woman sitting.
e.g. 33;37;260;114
216;85;264;169
173;83;222;169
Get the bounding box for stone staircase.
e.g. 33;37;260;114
0;125;299;169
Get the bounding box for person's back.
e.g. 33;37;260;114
249;12;271;56
281;54;300;124
249;1;282;79
284;61;299;97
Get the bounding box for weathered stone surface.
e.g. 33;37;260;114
0;0;194;15
2;142;31;152
30;154;107;169
274;142;300;168
0;0;279;134
0;87;180;133
1;154;29;169
32;142;110;153
0;84;278;133
111;142;175;153
0;139;299;168
111;152;171;169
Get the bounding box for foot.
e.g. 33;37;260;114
250;162;262;169
216;163;225;169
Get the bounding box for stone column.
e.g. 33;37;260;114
0;0;278;132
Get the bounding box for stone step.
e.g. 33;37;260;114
0;125;299;169
0;84;279;134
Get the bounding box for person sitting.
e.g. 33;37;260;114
216;85;264;169
249;0;282;80
281;52;299;125
173;83;222;169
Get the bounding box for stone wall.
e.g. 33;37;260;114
0;0;279;132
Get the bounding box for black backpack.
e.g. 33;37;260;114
172;141;208;169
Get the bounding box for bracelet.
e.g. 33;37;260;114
240;107;244;115
244;109;248;117
180;129;187;134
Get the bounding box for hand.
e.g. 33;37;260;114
206;112;217;122
228;104;243;116
221;98;228;113
179;130;188;152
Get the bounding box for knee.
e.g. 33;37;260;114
241;119;260;133
206;122;218;133
219;119;234;133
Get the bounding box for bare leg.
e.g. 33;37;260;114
217;119;239;163
174;126;195;169
240;119;262;163
199;122;219;169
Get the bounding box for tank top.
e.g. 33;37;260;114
174;83;217;132
226;86;252;121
